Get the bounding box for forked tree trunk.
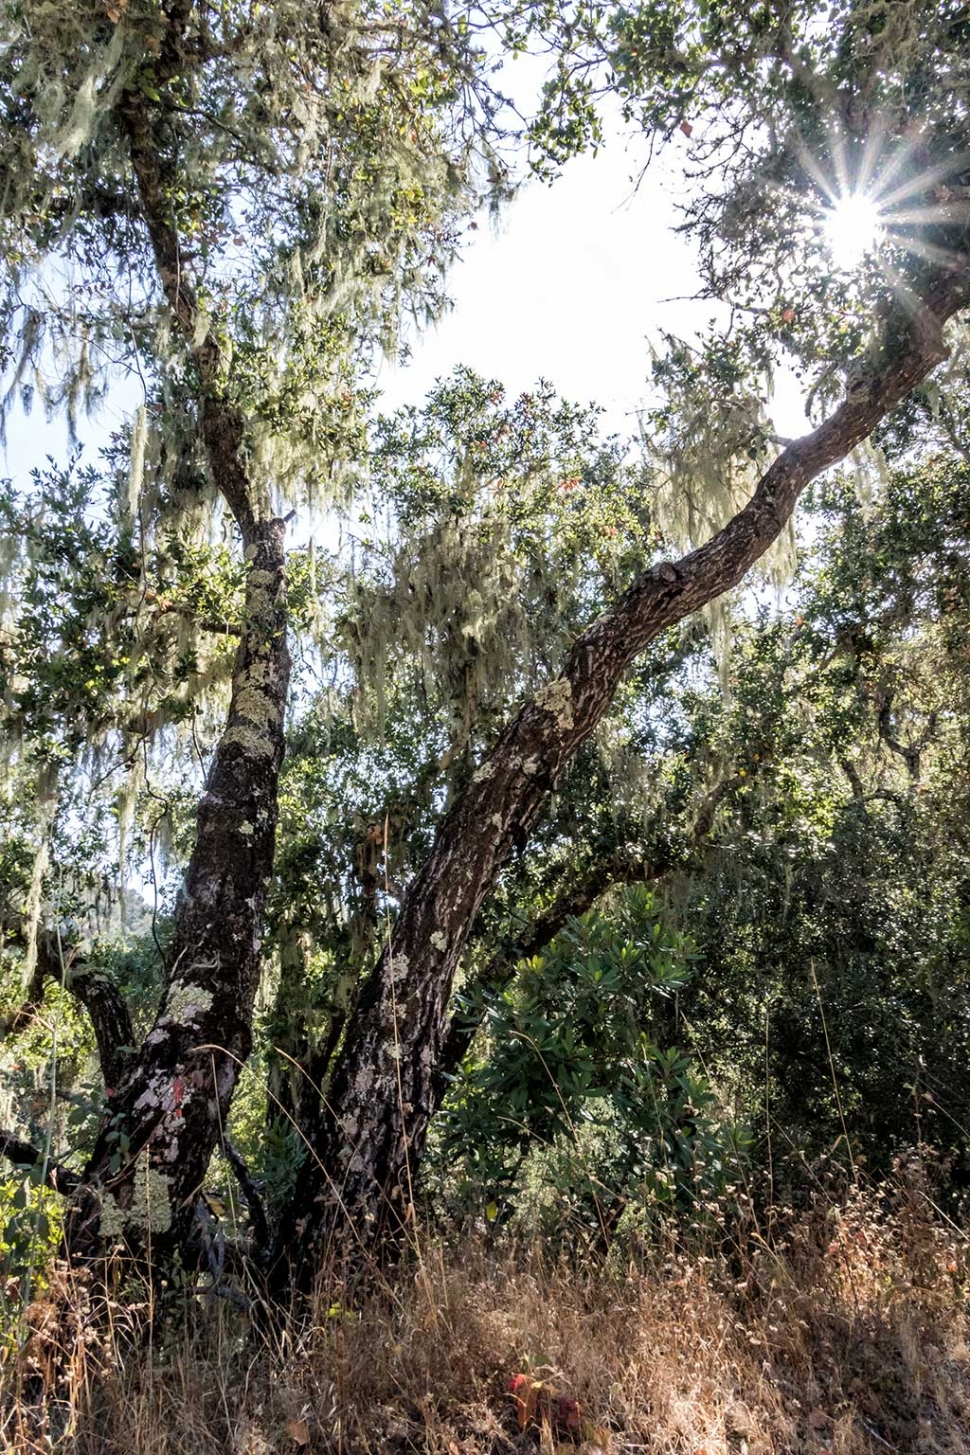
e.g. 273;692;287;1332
272;269;970;1292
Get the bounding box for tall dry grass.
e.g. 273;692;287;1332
2;1168;968;1454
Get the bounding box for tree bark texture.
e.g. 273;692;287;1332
275;269;970;1285
66;514;289;1261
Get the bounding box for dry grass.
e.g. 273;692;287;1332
2;1172;969;1455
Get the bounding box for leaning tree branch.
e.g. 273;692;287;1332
0;1131;81;1195
1;931;136;1090
277;261;970;1268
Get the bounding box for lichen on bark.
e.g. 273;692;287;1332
534;676;574;731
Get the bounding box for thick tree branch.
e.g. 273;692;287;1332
62;958;138;1093
1;932;135;1090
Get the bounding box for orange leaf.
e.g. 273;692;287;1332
509;1374;541;1431
286;1418;310;1445
680;120;693;137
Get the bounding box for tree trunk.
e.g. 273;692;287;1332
65;513;290;1264
272;269;969;1290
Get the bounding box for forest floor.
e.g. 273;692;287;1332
2;1176;969;1454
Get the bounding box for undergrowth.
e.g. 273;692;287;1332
1;1166;968;1454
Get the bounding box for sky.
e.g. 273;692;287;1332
375;132;706;430
374;118;812;440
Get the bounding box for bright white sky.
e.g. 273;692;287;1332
375;122;812;440
376;134;706;430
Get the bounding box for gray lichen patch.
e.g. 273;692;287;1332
244;658;278;688
98;1154;173;1238
430;931;447;952
234;683;283;726
165;982;214;1024
389;953;410;983
534;676;574;732
222;724;277;758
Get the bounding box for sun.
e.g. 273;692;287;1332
822;193;885;269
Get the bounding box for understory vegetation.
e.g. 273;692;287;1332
6;1176;970;1454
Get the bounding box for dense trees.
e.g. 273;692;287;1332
2;0;970;1311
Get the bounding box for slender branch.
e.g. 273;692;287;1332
0;1132;81;1195
437;772;748;1090
875;685;923;779
138;589;243;636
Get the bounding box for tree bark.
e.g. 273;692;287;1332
273;267;970;1288
65;514;289;1262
